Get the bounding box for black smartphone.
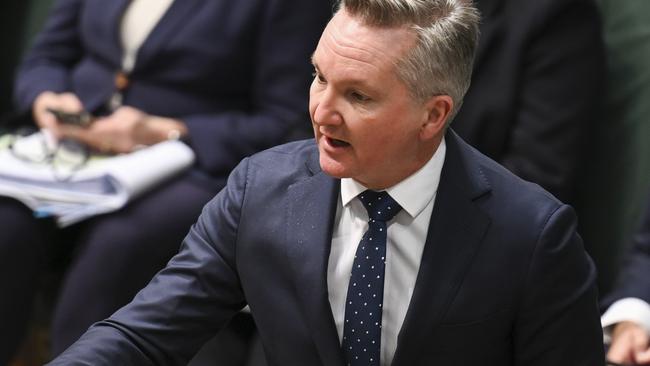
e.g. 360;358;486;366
46;108;94;127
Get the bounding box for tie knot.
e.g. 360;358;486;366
358;190;401;222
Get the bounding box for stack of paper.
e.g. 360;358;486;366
0;132;195;227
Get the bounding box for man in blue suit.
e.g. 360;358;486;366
49;0;604;365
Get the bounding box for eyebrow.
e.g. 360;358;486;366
310;54;380;95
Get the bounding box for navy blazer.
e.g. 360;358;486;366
601;196;650;310
13;0;331;181
49;131;604;365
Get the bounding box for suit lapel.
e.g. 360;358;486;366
391;132;491;366
131;0;203;72
101;0;131;66
287;152;345;366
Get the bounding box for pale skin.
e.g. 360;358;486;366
309;9;453;191
32;91;188;154
608;321;650;365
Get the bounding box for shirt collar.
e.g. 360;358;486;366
340;137;446;218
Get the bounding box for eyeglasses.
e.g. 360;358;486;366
9;129;89;182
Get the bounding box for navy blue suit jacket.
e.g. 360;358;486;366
13;0;331;181
49;131;604;365
602;197;650;310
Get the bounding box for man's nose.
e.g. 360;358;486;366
313;90;343;126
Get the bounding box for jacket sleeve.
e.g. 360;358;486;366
13;0;85;113
601;196;650;310
47;158;252;365
513;204;605;365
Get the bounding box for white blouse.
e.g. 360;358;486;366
120;0;175;72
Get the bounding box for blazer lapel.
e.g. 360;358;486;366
391;131;491;366
286;152;345;366
99;0;131;66
131;0;203;72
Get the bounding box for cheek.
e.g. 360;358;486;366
356;118;410;154
308;102;316;120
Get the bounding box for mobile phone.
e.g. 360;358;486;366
46;108;94;127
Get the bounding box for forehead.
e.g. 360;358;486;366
313;10;415;78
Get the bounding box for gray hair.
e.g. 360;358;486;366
336;0;480;119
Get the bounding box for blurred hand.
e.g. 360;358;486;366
58;105;187;154
32;91;84;131
608;321;650;365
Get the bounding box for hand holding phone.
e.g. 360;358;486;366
46;108;94;127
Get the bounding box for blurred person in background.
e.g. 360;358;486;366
601;194;650;365
453;0;605;204
0;0;331;363
583;1;650;364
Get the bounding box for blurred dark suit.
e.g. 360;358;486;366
14;0;331;180
454;0;605;203
602;196;650;310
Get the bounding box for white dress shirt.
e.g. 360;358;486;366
601;297;650;343
120;0;175;72
327;138;446;366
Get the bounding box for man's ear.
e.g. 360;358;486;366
420;95;453;140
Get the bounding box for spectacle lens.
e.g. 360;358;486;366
9;131;89;181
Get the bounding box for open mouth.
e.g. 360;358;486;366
327;136;350;148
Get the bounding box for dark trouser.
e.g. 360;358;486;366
0;172;218;362
0;197;49;365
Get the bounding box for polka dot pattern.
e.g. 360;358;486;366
342;190;401;366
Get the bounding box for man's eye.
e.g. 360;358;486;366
350;91;370;102
312;72;326;84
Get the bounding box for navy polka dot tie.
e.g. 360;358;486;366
342;190;402;366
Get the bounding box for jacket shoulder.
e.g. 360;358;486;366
239;139;319;186
454;134;567;229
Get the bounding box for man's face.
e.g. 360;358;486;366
310;10;440;190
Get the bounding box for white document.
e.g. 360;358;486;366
0;132;195;227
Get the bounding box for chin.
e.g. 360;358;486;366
319;155;351;179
